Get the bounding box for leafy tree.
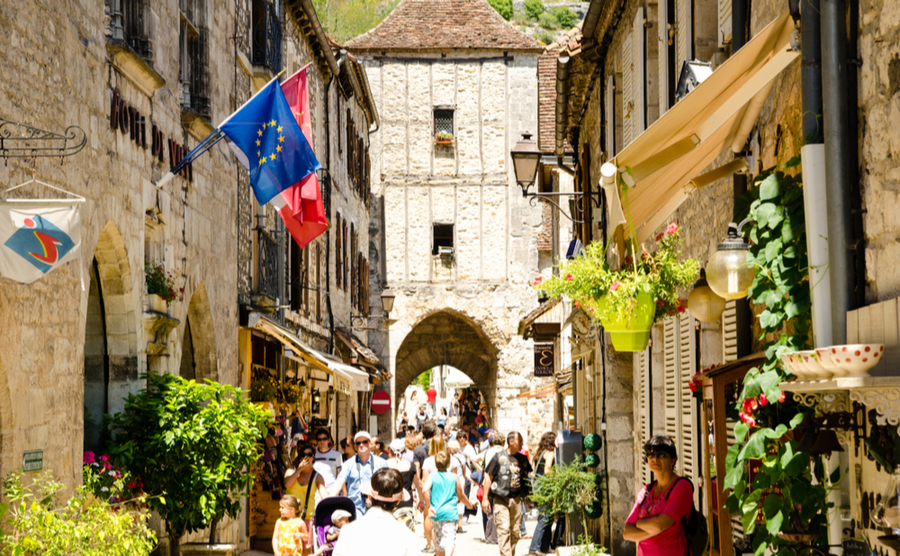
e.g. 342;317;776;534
107;372;270;556
0;470;156;556
529;457;600;546
538;11;559;29
488;0;513;20
412;369;433;389
524;0;545;21
552;6;578;28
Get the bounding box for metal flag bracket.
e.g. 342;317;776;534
0;118;87;164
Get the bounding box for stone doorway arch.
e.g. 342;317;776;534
393;310;498;423
178;283;218;382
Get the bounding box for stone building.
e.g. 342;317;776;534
550;0;900;553
346;0;555;446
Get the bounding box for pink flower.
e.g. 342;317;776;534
99;454;110;462
610;281;621;291
778;392;786;403
759;393;768;407
742;398;758;413
533;277;543;286
739;411;757;427
565;274;574;281
666;222;679;235
83;451;96;465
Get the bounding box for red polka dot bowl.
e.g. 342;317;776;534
814;348;848;378
826;344;884;377
781;353;811;380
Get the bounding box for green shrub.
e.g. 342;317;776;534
538;11;559;29
487;0;513;20
524;0;545;20
553;6;578;28
0;471;157;556
534;29;556;45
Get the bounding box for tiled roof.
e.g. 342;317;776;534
345;0;542;52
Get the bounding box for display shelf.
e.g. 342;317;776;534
780;376;900;435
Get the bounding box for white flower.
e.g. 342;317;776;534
101;487;109;492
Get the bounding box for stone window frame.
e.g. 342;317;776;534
432;223;454;256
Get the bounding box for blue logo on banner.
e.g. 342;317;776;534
4;215;75;274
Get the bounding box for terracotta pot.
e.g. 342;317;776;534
149;293;168;314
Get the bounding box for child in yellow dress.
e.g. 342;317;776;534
273;495;309;556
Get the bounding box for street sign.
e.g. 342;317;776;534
534;344;554;377
22;450;42;472
371;390;391;414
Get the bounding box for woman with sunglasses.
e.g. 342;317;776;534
624;435;693;556
285;444;329;555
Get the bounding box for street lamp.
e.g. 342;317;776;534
706;219;756;300
381;288;395;314
510;131;541;192
687;269;727;322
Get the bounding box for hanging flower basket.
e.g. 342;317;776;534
535;223;699;353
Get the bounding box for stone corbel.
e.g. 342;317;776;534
182;109;215;142
107;40;165;98
143;311;181;356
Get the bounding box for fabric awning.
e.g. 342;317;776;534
609;12;798;243
324;358;371;393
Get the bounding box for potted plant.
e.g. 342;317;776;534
536;224;699;352
145;259;183;313
434;130;454;145
529;457;608;556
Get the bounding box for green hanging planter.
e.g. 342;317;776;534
584;453;600;468
598;291;655;352
583;433;602;452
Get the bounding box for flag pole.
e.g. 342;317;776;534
156;69;286;189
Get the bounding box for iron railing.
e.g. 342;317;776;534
257;229;280;302
180;26;211;118
109;0;152;59
251;0;283;73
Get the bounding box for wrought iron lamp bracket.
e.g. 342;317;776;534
0;118;87;162
519;183;604;224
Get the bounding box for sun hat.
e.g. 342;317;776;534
360;480;411;502
331;509;352;523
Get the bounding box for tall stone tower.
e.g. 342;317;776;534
348;0;553;445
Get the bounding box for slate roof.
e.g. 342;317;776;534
345;0;542;52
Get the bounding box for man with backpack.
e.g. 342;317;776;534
482;431;533;556
624;435;708;556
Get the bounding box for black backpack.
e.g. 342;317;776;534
644;477;709;556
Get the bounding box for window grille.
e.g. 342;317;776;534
251;0;283;72
433;109;454;137
109;0;152;59
179;2;210;118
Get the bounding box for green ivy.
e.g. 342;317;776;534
723;156;831;555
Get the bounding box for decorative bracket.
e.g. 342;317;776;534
848;387;900;436
783;377;900;437
0;118;87;161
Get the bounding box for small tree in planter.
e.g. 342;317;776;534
529;457;607;554
106;371;270;556
536;225;699;351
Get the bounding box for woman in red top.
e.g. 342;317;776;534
624;435;693;556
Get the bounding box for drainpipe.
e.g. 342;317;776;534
821;0;855;346
325;68;336;354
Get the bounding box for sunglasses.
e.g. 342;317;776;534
301;452;315;458
644;451;672;461
355;440;370;446
317;437;329;441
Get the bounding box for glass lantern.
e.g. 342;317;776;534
873;466;900;534
707;221;756;300
687;269;727;322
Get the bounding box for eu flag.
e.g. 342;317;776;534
220;79;321;205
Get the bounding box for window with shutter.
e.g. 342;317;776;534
633;7;646;139
679;313;701;506
622;32;634;147
637;348;652;484
582;146;592;243
605;75;616;158
336;213;343;289
718;0;732;49
663;319;680;442
722;300;738;363
675;0;692;80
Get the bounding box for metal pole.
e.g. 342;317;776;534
821;0;854;345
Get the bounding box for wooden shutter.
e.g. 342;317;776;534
637;348;652;484
335;214;342;289
659;0;671;114
316;246;321;320
633;7;645;138
582;146;592;244
722;300;738;363
675;0;692;79
605;75;616;158
719;0;732;49
679;313;700;505
622;32;634;147
663;319;680;442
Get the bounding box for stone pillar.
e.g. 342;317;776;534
603;334;636;556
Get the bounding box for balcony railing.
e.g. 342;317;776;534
257;228;280;302
251;0;283;73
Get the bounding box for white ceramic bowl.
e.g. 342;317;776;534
827;344;884;377
814;348;848;378
781;353;808;379
799;350;833;380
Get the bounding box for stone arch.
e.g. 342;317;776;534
393;309;499;413
179;283;217;382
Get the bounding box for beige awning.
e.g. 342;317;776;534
609;11;799;243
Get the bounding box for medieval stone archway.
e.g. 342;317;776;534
178;283;218;382
393;310;498;420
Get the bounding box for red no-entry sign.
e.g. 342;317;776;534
371;390;392;414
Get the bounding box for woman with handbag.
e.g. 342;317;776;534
285;444;329;555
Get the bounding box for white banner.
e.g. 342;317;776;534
0;201;82;284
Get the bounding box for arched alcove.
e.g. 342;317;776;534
180;283;217;382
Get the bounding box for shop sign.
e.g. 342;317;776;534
22;450;42;472
534;344;554;377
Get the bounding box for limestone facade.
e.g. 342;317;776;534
348;0;557;448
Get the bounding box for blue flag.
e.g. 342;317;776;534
220;79;321;205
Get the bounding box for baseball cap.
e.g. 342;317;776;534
390;438;406;453
354;431;372;442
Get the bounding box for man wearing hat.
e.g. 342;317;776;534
328;431;388;516
333;468;417;556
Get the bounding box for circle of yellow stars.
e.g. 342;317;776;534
255;119;285;167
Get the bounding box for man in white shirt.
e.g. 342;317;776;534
313;429;342;492
333;468;418;556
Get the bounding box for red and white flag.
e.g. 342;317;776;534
271;66;328;249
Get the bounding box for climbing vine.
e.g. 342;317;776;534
723;156;833;555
